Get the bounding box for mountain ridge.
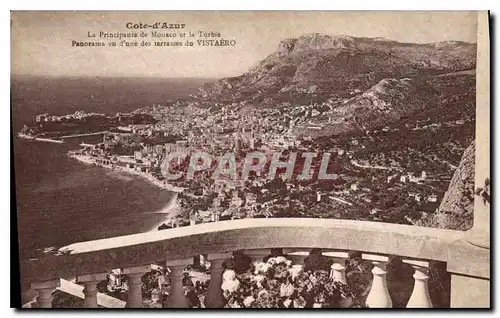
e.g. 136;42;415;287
195;34;476;108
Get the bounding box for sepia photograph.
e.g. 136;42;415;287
10;10;490;309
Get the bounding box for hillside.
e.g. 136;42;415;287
195;34;476;107
294;77;441;136
131;33;476;230
417;141;475;230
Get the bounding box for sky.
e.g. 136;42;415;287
11;11;478;78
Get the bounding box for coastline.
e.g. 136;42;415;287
69;153;183;232
69;154;184;192
147;192;181;232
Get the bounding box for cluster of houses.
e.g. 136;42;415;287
35;111;106;123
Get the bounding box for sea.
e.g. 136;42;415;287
11;76;211;261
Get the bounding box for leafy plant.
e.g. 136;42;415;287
475;178;490;205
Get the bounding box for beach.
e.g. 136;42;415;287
70;153;184;192
146;192;182;232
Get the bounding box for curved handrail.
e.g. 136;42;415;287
21;218;489;282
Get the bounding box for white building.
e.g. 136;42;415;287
428;194;438;202
421;170;427;180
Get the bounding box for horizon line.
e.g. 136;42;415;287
11;74;221;80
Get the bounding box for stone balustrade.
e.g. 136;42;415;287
76;272;107;308
403;259;433;308
122;265;151;308
205;252;232;308
21;218;489;308
164;258;190;308
363;254;392;308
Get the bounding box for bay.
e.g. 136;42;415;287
11;76;210;259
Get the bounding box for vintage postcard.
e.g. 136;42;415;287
11;11;490;309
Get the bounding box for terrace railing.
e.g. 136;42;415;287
21;217;490;308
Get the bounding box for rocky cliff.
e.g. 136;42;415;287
196;34;476;106
420;141;475;230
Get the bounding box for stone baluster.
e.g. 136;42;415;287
77;272;107;308
31;279;61;308
205;252;232;308
362;254;392;308
324;251;349;283
283;248;309;265
325;251;351;308
165;258;192;308
123;265;151;308
403;260;433;308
